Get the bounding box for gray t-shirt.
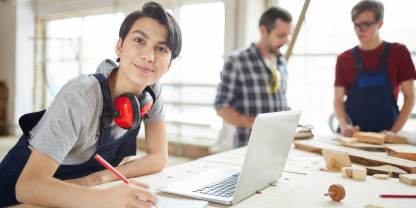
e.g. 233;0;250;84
28;60;165;165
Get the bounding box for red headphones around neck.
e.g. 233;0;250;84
102;66;156;130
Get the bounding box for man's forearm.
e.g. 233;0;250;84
17;173;99;207
334;100;349;128
391;97;415;133
217;107;254;129
96;153;166;184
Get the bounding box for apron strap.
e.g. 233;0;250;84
380;42;391;68
90;73;113;145
352;46;364;71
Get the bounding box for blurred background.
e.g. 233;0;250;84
0;0;415;158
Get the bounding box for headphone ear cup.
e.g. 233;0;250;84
138;91;154;118
113;93;140;130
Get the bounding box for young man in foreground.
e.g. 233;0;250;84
0;2;181;207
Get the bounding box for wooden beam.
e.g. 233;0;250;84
293;140;416;173
284;0;311;61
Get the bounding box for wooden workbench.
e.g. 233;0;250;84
12;143;415;208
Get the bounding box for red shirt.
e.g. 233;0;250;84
335;41;416;100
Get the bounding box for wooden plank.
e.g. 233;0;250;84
325;140;386;152
273;170;416;208
294;140;416;173
366;165;407;178
385;135;408;144
285;0;311;61
352;132;385;144
385;144;416;161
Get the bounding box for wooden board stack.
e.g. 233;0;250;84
385;144;416;161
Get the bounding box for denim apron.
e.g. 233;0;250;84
344;42;399;132
0;73;139;207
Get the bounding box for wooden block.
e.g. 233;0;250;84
372;174;389;180
366;165;407;178
352;168;366;181
342;167;366;181
342;167;353;178
294;127;313;140
337;136;358;145
385;144;416;161
294;131;313;140
399;174;416;186
321;149;352;172
385;134;408;144
352;132;385;144
293;140;416;173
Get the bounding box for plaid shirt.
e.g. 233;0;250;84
214;43;290;148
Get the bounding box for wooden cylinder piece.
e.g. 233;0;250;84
324;184;345;201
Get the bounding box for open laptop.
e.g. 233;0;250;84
157;110;301;205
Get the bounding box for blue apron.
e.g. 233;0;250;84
0;73;139;207
344;42;399;132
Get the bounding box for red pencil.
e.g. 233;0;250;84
379;194;416;198
94;154;158;207
94;154;130;184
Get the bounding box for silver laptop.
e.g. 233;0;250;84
157;111;301;205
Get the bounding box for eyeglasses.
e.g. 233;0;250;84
269;68;281;94
353;21;379;32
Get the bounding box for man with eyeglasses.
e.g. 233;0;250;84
215;7;292;148
334;0;416;137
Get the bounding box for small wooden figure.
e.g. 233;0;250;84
342;167;366;181
320;149;352;172
352;132;385;144
324;184;345;201
399;174;416;186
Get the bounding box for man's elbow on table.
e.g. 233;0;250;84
15;174;33;203
155;154;167;172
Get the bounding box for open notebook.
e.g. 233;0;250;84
151;197;208;208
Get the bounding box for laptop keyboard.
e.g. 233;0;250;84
192;173;240;198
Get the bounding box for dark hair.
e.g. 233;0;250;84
117;1;182;62
259;7;292;33
351;0;384;22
